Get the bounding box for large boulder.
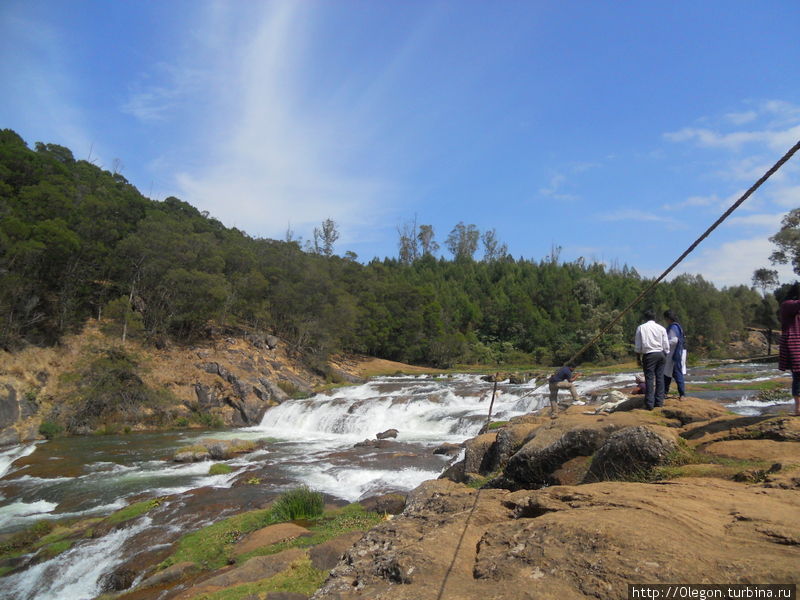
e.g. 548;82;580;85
0;384;20;430
497;427;609;489
584;425;679;482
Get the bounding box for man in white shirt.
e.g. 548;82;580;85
634;309;670;410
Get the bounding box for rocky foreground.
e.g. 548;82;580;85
310;397;800;600
100;394;800;600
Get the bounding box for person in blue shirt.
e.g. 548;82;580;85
547;364;579;418
663;309;686;399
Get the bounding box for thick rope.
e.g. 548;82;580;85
461;140;800;600
498;139;800;407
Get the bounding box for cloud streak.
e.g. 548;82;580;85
673;236;796;288
161;2;400;242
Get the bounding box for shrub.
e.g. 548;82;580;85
39;420;63;440
196;412;224;429
209;463;232;476
272;487;324;522
65;347;174;432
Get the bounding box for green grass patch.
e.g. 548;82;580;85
159;493;380;573
176;444;210;455
160;507;277;571
235;503;382;564
209;463;232;475
486;421;508;430
38;539;73;560
190;557;328;600
688;379;785;392
271;486;324;522
636;439;775;481
105;497;164;526
0;520;54;557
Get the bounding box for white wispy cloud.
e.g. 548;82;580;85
598;209;681;226
163;2;401;241
538;173;578;202
659;100;800;285
662;194;719;211
725;110;758;125
673;236;796;288
772;184;800;208
727;212;786;229
664;125;800;152
121;63;207;122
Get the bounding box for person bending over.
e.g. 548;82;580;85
548;364;579;418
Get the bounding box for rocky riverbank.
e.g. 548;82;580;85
311;396;800;600
0;323;366;444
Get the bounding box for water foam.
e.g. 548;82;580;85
0;517;152;600
0;499;59;529
0;443;38;479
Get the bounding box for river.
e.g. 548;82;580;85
0;365;792;599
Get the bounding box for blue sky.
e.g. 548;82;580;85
2;1;799;288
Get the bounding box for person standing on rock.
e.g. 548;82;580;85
547;364;579;418
663;309;687;399
634;309;670;410
778;282;800;416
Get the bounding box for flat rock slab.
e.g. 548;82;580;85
704;439;800;462
311;478;800;600
233;522;310;556
309;531;364;570
138;561;199;589
177;548;306;599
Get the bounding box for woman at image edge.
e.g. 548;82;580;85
778;282;800;416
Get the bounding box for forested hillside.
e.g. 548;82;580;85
0;130;771;367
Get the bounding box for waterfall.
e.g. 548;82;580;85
0;517;152;600
254;375;549;442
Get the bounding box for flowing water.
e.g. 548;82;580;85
0;365;791;599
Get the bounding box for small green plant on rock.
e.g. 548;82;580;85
209;463;232;476
271;486;324;522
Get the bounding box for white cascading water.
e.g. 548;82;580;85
248;373;630;502
1;517;153;600
253;373;628;441
257;375;526;441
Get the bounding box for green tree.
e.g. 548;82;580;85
445;222;479;261
769;208;800;275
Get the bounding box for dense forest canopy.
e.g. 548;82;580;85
0;129;793;367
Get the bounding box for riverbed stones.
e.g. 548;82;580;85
432;442;462;455
376;428;398;439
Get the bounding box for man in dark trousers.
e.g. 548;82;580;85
663;309;687;398
634;309;670;410
548;364;579;418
